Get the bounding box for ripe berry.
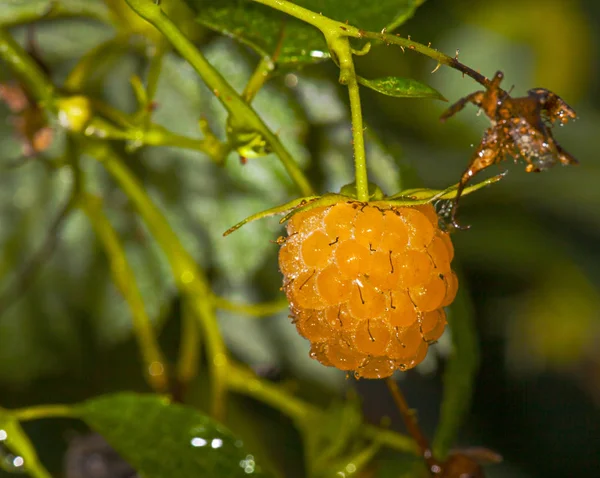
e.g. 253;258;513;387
279;201;458;379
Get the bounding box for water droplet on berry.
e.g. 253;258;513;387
397;250;434;288
409;273;446;312
325;202;357;241
354;206;384;249
420;309;447;342
356;357;396;379
401;208;435;249
335;240;370;279
302;230;333;268
441;270;459;307
348;282;387;319
388;324;422;361
388;290;418;327
326;337;365;370
295;309;332;342
351;318;392;355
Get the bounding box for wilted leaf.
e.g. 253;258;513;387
78;393;269;478
358;76;446;101
184;0;427;68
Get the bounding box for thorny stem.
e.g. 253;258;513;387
124;0;315;197
253;0;491;87
344;56;369;201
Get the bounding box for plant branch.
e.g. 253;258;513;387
339;40;369;201
175;299;201;402
227;363;417;454
9;405;75;422
213;295;289;317
124;0;314;196
82;140;229;420
0;27;56;110
252;0;490;88
0;185;76;319
80;193;169;393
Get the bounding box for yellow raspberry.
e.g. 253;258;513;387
279;201;457;379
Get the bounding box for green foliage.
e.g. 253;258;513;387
185;0;424;68
0;0;597;477
357;76;446;101
78;393;268;478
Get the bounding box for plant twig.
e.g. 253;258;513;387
212;295;289;317
8;404;75;422
174;299;201;402
339;41;369;201
80;193;169;393
386;377;439;473
124;0;314;197
252;0;490;88
83;139;229;420
0;188;76;318
0;27;56;110
227;363;417;454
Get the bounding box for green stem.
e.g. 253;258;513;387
9;405;75;422
145;39;167;104
64;35;130;93
344;57;369;201
0;0;113;28
83;116;224;158
227;363;417;454
84;140;228;420
227;363;317;423
213;295;288;317
360;31;489;87
0;27;56;109
253;0;489;88
0;414;54;478
80;193;169;393
176;299;201;397
242;57;275;103
124;0;314;196
252;0;360;37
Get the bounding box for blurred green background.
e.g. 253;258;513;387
0;0;599;476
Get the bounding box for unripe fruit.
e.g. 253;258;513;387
279;201;457;379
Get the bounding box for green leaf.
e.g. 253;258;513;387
78;393;269;478
388;172;506;201
0;411;51;478
358;76;447;101
183;0;426;68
